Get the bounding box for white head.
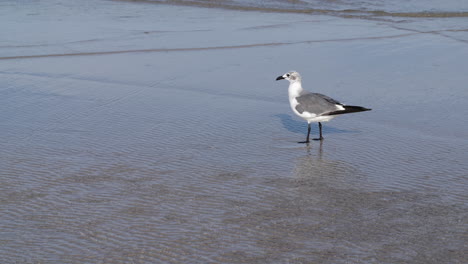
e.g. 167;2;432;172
276;71;302;83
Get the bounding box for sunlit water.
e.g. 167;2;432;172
1;0;467;263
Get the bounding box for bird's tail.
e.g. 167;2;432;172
326;105;371;116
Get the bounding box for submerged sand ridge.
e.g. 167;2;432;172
0;32;419;61
1;0;467;263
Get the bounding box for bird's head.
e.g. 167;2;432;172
276;71;301;82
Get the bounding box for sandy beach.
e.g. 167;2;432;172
1;0;467;263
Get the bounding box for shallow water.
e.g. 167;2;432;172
123;0;468;17
1;0;467;263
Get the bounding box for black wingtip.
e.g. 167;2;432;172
326;105;372;116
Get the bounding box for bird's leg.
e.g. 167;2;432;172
298;123;311;144
313;122;324;141
319;122;323;139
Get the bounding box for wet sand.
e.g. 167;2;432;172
1;0;467;263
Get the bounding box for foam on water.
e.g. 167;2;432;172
120;0;468;18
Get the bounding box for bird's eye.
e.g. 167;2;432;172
286;74;290;77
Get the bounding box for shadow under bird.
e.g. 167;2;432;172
276;71;371;143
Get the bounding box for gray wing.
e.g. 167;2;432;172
295;93;342;115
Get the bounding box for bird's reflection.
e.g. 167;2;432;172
292;142;369;191
304;139;323;158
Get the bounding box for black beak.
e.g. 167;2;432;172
276;76;284;81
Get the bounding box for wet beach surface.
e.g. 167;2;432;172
1;0;467;263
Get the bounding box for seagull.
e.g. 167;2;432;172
276;71;371;143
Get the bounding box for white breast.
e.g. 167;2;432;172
287;81;337;123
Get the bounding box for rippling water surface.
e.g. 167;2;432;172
1;0;467;263
136;0;468;17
